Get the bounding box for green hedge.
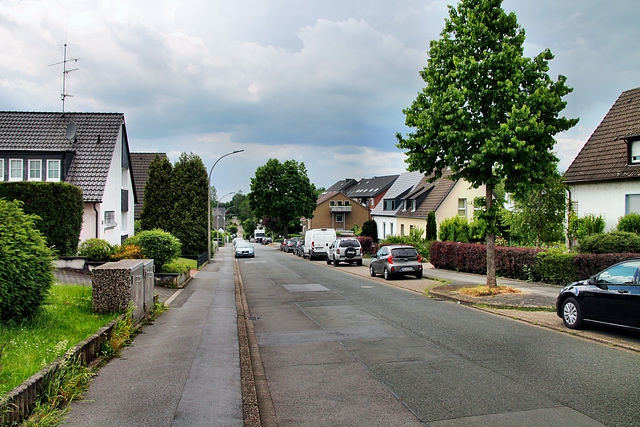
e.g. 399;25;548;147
430;241;639;285
0;199;55;321
0;182;83;256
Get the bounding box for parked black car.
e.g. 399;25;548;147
294;240;305;256
556;258;640;331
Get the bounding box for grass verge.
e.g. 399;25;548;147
0;285;118;395
458;285;523;297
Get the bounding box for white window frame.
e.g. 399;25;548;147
631;140;640;164
47;160;61;182
458;198;467;217
0;159;4;181
336;214;344;222
9;159;23;181
28;159;42;181
104;211;117;229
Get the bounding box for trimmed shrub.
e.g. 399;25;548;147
573;253;639;281
361;219;378;243
438;216;470;243
110;245;145;261
0;198;55;321
78;238;115;261
125;229;181;269
536;252;577;285
617;213;640;234
426;211;437;241
357;236;374;255
578;231;640;254
0;182;84;255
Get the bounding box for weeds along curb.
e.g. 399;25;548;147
0;313;126;425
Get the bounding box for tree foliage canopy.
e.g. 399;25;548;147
170;153;208;255
396;0;577;285
141;155;173;232
248;159;316;237
397;0;577;193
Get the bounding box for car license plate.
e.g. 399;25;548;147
400;267;412;272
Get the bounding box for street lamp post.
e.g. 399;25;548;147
208;150;244;262
215;191;236;251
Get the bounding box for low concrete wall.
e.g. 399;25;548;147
155;272;190;287
0;314;125;425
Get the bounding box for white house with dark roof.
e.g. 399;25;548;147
564;87;640;231
370;171;424;238
0;111;136;246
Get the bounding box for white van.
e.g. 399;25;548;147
303;228;337;260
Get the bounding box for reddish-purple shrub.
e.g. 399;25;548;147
357;236;374;255
572;253;639;280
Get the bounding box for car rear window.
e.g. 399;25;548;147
391;248;418;258
340;240;360;247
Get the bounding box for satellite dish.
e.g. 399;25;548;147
65;121;77;142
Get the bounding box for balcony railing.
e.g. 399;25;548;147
330;205;352;212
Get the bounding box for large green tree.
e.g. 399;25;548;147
249;159;316;238
170;153;209;255
396;0;577;286
141;154;173;232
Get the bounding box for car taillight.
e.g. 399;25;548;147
418;254;422;262
312;241;315;248
387;255;393;264
337;248;341;254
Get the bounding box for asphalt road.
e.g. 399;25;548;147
239;244;640;426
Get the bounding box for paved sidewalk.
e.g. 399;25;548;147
63;247;242;426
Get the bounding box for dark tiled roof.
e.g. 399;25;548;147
323;178;358;194
130;152;166;220
401;169;457;218
0;111;128;202
345;175;398;198
564;87;640;183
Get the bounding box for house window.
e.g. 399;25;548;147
384;200;395;210
104;211;117;229
0;159;4;181
28;160;42;181
390;223;394;236
337;200;343;206
458;198;467;217
330;201;335;206
336;214;343;222
630;140;640;164
412;199;417;211
401;224;405;236
9;159;22;181
47;160;61;182
626;194;640;215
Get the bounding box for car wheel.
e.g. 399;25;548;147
326;258;332;265
333;258;339;267
384;268;391;281
562;297;584;329
369;265;376;277
356;259;362;267
415;270;422;279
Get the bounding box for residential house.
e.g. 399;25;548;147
370;171;424;238
305;175;398;234
396;169;486;238
130;152;167;221
345;175;398;211
305;191;369;233
564;87;640;231
0;112;136;246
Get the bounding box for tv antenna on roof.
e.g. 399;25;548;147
49;43;79;113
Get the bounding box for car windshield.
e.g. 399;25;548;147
391;248;417;258
340;240;360;247
237;242;252;248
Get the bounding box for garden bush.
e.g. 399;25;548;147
577;231;640;254
617;213;640;234
361;219;379;242
535;252;577;285
110;245;145;261
125;229;181;269
78;238;115;261
356;236;374;255
0;199;55;321
438;216;470;243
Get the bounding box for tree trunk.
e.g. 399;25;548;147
486;184;497;288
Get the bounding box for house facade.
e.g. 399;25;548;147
564;87;640;231
396;169;486;239
370;171;424;239
305;192;369;233
0;112;136;246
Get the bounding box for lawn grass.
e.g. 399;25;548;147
0;284;119;395
160;257;198;274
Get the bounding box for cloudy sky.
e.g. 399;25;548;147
2;0;639;196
